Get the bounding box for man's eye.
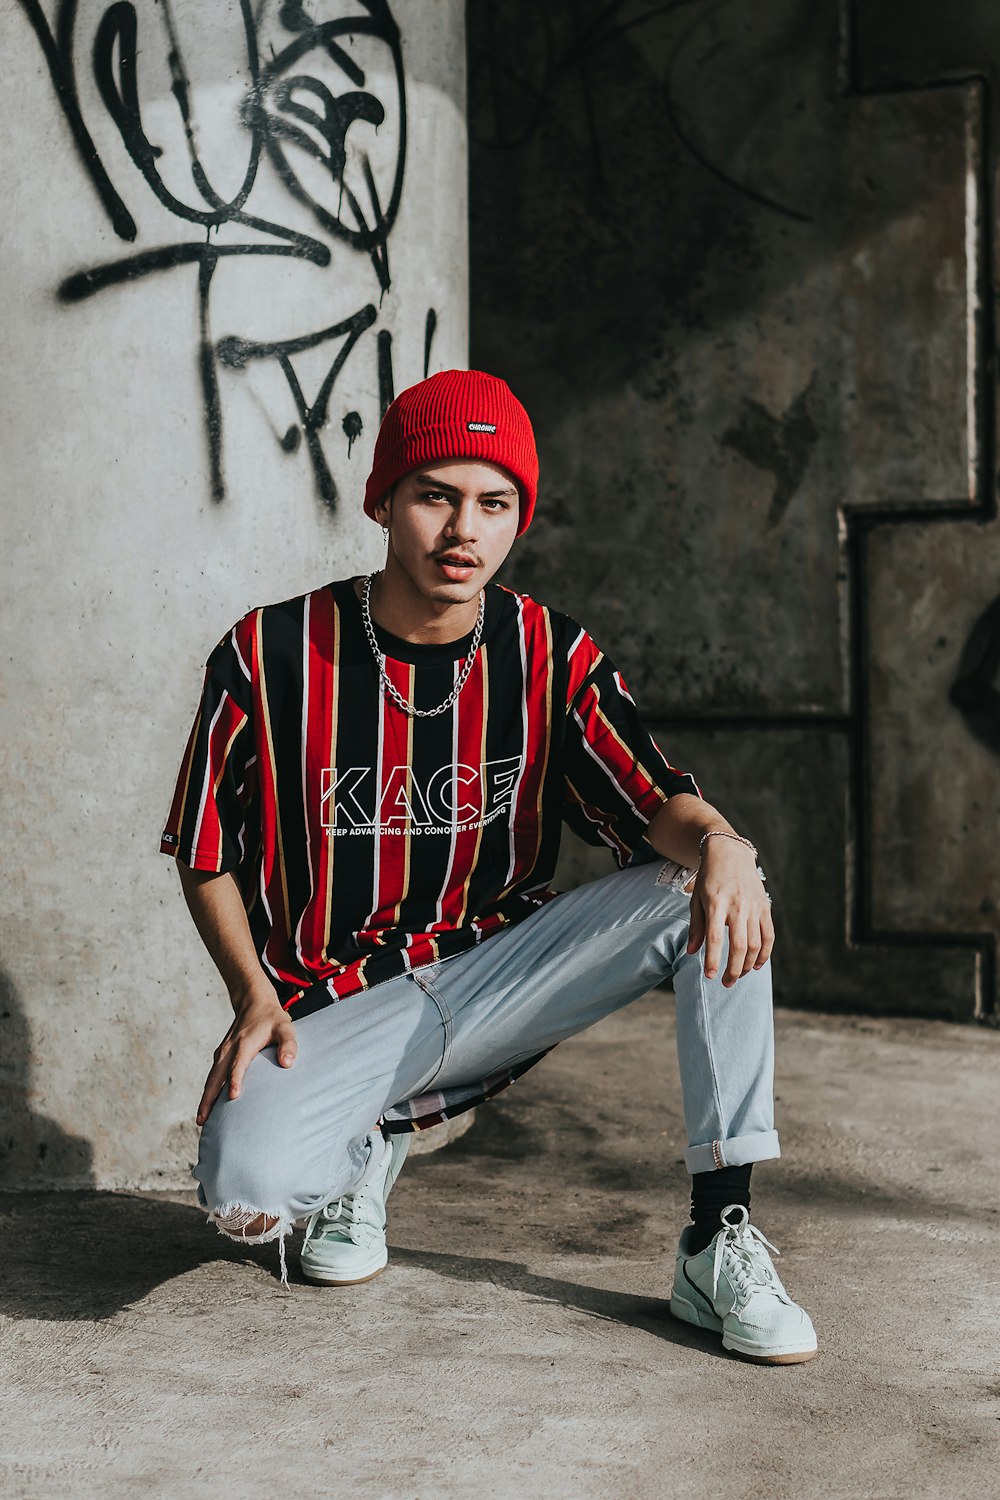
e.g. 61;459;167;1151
419;490;447;500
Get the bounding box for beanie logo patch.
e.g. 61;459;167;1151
467;421;497;433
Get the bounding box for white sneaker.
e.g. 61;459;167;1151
300;1131;410;1286
669;1204;818;1364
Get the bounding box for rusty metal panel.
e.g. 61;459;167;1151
471;0;993;1017
866;519;999;1012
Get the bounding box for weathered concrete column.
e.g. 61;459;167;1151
1;1;467;1187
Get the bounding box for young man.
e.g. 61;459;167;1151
161;369;817;1365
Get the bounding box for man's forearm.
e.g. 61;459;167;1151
644;792;737;869
176;864;279;1011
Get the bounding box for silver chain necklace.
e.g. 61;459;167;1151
361;570;486;718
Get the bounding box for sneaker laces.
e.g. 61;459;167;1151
711;1205;783;1311
306;1189;372;1247
303;1134;392;1249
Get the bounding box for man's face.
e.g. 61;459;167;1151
373;460;521;603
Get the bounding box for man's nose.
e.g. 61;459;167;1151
444;499;479;539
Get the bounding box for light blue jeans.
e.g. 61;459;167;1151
193;855;780;1285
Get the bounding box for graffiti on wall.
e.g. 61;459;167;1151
19;0;436;508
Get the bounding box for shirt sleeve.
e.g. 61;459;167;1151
562;631;703;869
159;615;257;874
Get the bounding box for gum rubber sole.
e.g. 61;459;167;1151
669;1292;818;1364
300;1245;390;1286
301;1257;389;1287
725;1344;818;1365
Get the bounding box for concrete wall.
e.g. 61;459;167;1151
470;0;1000;1025
1;0;467;1188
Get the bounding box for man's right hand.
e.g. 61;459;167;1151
195;991;297;1126
173;864;299;1127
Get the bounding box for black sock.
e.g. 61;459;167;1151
686;1164;753;1255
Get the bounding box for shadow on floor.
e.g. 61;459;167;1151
387;1243;735;1361
0;1187;725;1360
0;1144;988;1328
0;1191;266;1322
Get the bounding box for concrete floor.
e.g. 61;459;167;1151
1;993;997;1499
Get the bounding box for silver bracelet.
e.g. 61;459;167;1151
699;830;757;858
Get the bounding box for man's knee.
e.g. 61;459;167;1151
195;1142;302;1232
195;1121;377;1231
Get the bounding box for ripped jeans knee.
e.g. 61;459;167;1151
207;1200;296;1290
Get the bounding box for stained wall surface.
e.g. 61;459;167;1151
470;0;1000;1026
1;0;468;1188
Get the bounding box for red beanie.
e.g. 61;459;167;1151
364;369;539;538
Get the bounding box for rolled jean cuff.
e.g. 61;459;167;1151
684;1129;781;1174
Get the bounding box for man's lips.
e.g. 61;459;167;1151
434;554;477;568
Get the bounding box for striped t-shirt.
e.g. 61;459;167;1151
161;575;702;1029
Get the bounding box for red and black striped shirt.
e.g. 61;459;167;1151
160;576;702;1021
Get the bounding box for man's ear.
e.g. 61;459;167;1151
372;485;395;528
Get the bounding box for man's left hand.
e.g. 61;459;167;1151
685;838;774;986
